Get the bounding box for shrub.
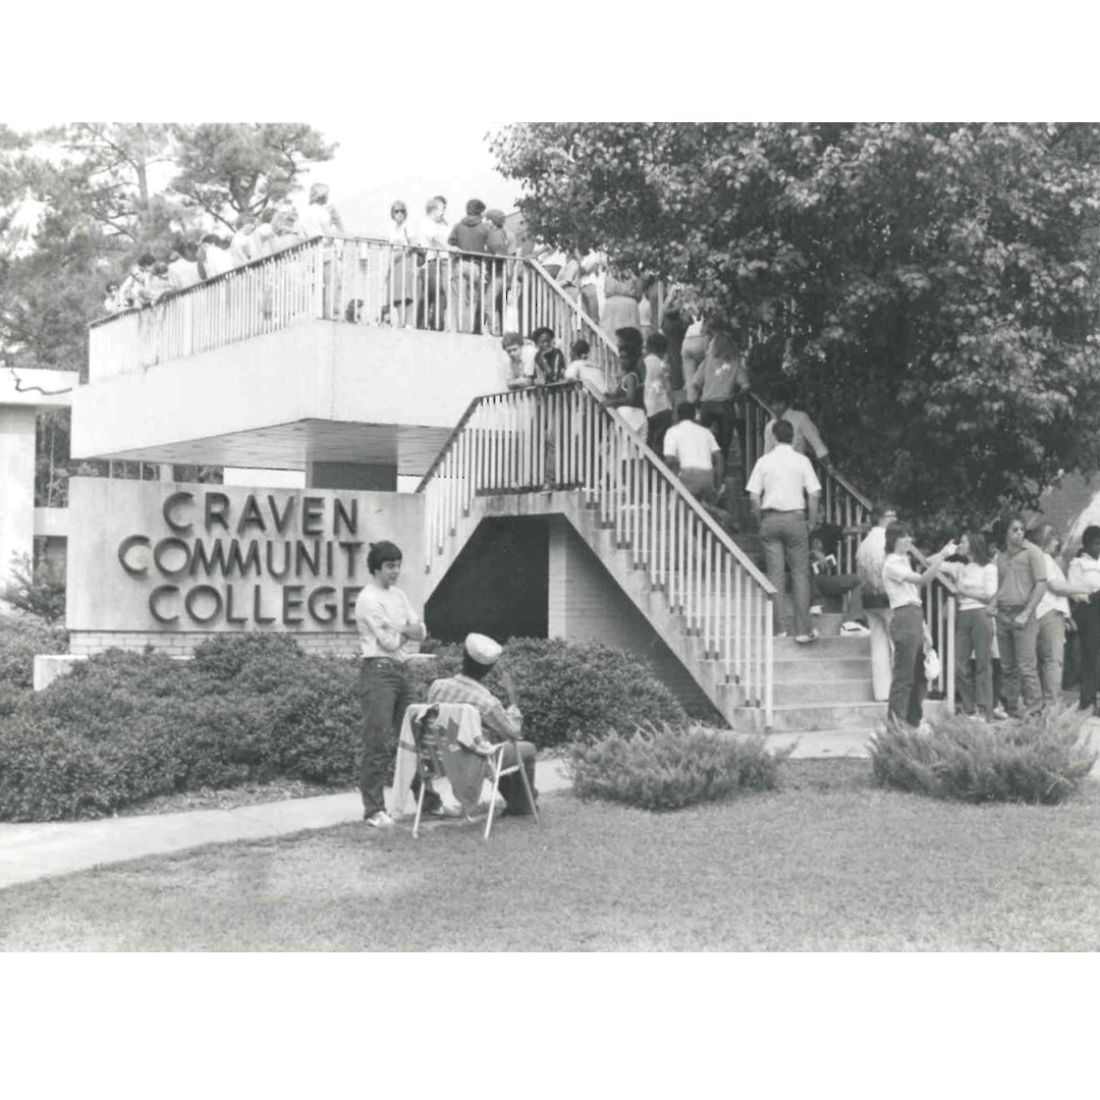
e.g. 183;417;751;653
568;724;790;811
0;635;689;820
406;637;687;748
0;615;69;691
868;708;1098;805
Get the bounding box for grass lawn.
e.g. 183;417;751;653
1;760;1098;951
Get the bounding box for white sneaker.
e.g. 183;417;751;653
917;721;934;736
364;811;395;829
840;621;871;637
794;630;819;644
810;604;823;616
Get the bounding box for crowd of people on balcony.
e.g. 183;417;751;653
100;184;344;315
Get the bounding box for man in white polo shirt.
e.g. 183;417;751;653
663;401;725;503
746;417;821;643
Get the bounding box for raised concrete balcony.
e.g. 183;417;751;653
74;236;608;487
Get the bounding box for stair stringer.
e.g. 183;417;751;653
424;489;752;725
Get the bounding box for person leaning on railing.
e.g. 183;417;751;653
881;523;957;732
603;327;648;437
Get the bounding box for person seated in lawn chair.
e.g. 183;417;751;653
426;633;539;816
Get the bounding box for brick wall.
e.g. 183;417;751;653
546;517;717;717
69;631;361;657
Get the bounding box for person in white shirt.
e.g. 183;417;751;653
1066;525;1100;713
940;532;999;718
167;247;203;291
579;248;604;323
663;401;724;503
501;331;539;389
745;418;821;643
854;502;899;701
299;182;343;238
881;523;955;731
415;196;452;329
563;338;606;393
198;235;232;279
354;540;448;829
1026;523;1094;708
763;383;831;469
229;214;259;268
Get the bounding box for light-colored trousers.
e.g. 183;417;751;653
866;606;894;702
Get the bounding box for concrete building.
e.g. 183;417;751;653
0;367;78;598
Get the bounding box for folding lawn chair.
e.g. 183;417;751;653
482;737;540;841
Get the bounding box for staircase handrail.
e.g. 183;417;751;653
417;379;776;595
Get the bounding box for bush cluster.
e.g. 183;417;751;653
568;724;789;811
0;616;69;718
0;634;684;821
868;708;1098;805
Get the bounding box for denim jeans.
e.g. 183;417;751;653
995;604;1041;714
1072;599;1100;710
1036;610;1066;706
887;604;926;728
760;510;810;637
357;658;440;816
955;607;993;714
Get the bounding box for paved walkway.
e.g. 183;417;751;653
2;727;1097;891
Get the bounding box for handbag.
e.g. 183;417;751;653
923;644;941;682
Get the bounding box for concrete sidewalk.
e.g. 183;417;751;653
2;726;1095;891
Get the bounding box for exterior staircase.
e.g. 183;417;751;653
414;259;958;736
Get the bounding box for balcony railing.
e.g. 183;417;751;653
87;237;622;390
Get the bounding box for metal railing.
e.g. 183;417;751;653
87;237;623;390
416;380;777;722
743;388;956;711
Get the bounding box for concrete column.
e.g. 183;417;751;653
306;461;397;491
0;406;38;598
547;516;570;638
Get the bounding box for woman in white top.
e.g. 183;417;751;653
940;532;998;718
881;522;956;730
386;200;419;328
1066;524;1100;713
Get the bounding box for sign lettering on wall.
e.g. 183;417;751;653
66;479;426;634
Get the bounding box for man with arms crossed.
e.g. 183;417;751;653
355;540;453;828
746;418;821;644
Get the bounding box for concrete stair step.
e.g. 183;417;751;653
773;656;871;682
773;635;870;657
730;701;887;733
774;678;876;705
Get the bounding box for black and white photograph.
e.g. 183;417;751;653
0;12;1097;1096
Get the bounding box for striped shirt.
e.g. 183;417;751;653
426;674;523;742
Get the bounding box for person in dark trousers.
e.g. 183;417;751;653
448;199;491;333
880;523;956;731
353;541;454;828
1067;526;1100;714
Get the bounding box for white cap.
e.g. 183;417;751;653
464;633;503;667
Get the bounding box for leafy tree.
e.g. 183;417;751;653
1;552;66;625
170;124;336;230
491;123;1100;527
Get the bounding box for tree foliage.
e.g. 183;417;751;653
170;124;336;229
491;123;1100;525
1;552;66;624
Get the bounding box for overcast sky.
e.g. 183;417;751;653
6;117;523;241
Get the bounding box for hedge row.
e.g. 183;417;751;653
0;634;686;821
